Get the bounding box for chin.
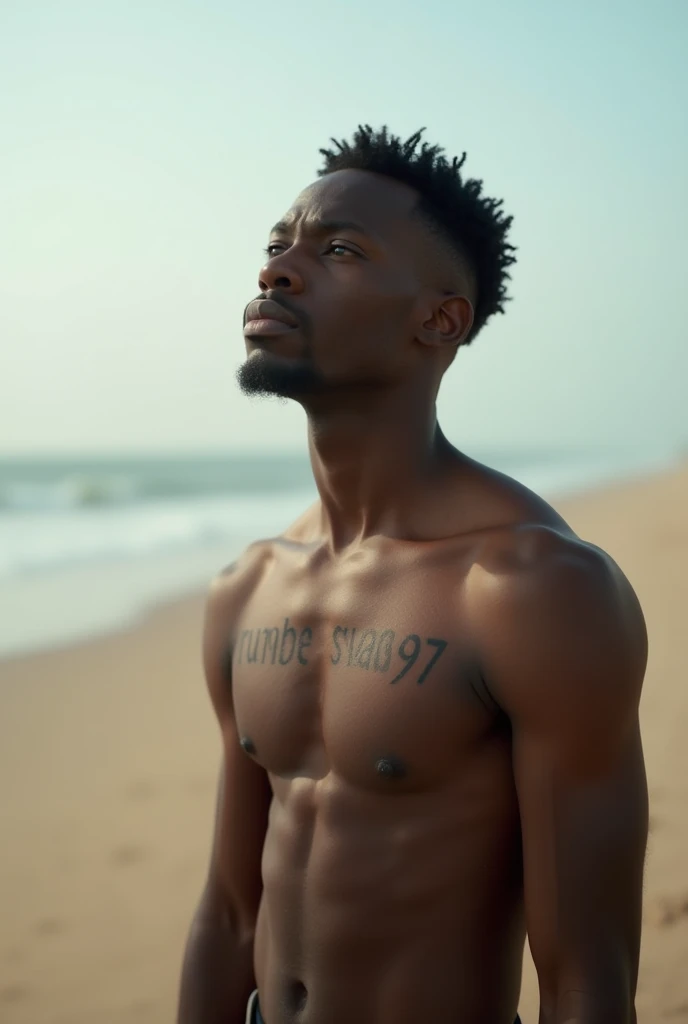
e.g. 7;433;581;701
236;350;326;399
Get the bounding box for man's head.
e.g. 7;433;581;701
238;125;516;402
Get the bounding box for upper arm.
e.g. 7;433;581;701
200;559;273;937
477;538;649;1021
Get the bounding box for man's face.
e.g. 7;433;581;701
237;169;442;401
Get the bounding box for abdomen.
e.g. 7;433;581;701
254;765;525;1024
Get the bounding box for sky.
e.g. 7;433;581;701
1;0;686;456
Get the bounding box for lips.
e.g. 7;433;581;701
244;298;299;334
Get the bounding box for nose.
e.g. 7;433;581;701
258;249;305;295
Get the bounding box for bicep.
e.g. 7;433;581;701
515;718;648;1004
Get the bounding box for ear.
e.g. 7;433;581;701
416;294;474;351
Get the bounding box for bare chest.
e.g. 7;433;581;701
230;548;496;791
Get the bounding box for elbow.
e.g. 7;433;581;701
193;883;258;945
539;981;635;1024
536;934;638;1024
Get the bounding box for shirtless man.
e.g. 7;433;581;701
176;126;648;1024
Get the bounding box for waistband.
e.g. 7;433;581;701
246;989;522;1023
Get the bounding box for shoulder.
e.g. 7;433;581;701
202;540;274;709
469;524;647;727
202;503;321;694
473;523;644;635
206;540;272;628
205;500;321;623
452;453;646;659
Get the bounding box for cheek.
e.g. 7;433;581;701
321;311;414;377
323;273;417;338
310;270;419;370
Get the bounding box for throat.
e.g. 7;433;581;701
309;428;455;548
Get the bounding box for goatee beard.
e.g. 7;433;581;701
236;351;326;399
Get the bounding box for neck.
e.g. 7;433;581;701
305;382;451;548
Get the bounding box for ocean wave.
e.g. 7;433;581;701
0;458;314;512
0;475;137;512
0;490;316;580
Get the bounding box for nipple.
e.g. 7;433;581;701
240;736;256;756
375;756;407;780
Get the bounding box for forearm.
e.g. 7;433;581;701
177;902;256;1024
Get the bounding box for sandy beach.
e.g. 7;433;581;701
1;465;687;1023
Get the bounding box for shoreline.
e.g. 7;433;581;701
1;463;687;1021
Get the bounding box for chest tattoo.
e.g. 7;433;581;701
235;618;448;686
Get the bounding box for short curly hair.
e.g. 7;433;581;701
318;124;516;342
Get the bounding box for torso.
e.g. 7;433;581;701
220;466;574;1024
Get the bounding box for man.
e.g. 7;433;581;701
177;125;648;1024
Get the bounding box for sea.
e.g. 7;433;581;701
0;445;679;660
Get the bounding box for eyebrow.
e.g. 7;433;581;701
269;217;372;238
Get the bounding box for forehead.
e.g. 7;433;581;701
276;169;421;240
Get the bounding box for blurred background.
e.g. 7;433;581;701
1;1;686;1022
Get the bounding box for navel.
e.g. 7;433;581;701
286;980;308;1013
375;755;407;780
240;735;257;756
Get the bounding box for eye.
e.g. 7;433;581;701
262;240;361;260
326;242;356;257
